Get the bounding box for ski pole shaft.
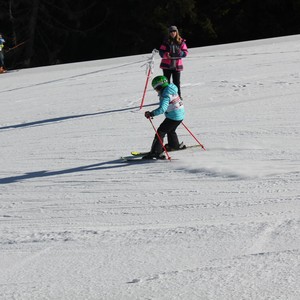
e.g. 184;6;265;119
140;67;151;110
181;122;206;151
139;49;158;109
5;40;26;53
149;118;171;160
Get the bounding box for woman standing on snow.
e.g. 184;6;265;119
159;25;188;100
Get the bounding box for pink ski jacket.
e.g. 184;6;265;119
159;38;188;71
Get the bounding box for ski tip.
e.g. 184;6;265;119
131;151;140;155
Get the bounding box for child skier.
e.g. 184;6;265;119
143;75;186;159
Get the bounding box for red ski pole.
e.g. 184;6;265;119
182;122;206;151
149;118;171;160
140;67;151;110
139;49;158;110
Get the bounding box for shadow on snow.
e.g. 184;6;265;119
0;159;153;184
0;103;156;130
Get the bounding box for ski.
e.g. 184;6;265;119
131;144;201;157
121;156;172;162
121;144;200;162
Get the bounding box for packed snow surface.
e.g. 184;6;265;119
0;35;299;300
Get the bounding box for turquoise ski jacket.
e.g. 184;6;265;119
151;83;185;121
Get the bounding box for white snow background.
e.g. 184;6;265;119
0;35;299;300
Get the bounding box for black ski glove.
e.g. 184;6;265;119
145;111;154;119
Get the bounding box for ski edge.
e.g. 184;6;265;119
121;156;174;162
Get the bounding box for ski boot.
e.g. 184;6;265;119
142;152;166;160
164;142;186;152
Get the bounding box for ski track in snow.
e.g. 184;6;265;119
0;35;299;299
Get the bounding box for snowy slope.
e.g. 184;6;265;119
0;35;299;300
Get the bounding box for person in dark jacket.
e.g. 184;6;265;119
159;26;188;99
0;33;6;73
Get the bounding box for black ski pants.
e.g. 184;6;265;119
150;118;182;155
163;69;181;98
0;52;4;67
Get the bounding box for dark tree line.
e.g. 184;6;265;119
1;0;300;69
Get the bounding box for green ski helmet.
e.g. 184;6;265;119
151;75;169;90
